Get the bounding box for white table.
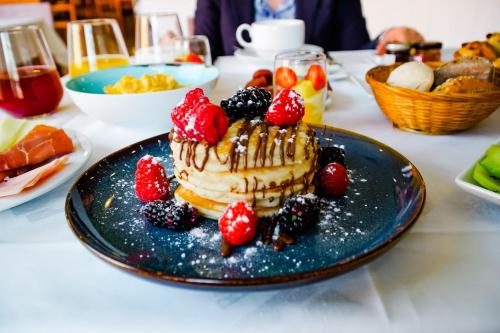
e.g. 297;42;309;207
1;51;499;333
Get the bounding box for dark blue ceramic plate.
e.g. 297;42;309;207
66;126;425;289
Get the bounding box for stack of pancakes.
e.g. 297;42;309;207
171;119;319;219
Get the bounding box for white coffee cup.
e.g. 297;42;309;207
236;19;305;56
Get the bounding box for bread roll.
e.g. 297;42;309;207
433;76;498;94
486;32;500;56
454;41;497;61
434;57;493;87
387;61;434;92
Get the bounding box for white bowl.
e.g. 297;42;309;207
65;64;219;134
455;139;500;206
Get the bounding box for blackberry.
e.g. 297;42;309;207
275;194;320;235
319;146;345;168
140;199;198;231
220;87;271;122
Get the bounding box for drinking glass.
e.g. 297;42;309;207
173;35;211;65
67;18;130;78
0;26;63;118
134;13;183;64
274;51;327;124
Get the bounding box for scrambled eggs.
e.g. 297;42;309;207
103;73;182;94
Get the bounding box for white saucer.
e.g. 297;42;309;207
235;44;324;64
0;130;92;212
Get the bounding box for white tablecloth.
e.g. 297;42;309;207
1;51;500;333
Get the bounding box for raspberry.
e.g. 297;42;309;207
319;146;345;168
320;162;349;197
265;88;305;126
171;88;228;144
135;155;170;202
140;199;198;231
172;88;209;121
275;194;319;235
218;201;258;246
220;87;272;122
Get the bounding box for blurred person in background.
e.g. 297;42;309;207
195;0;423;59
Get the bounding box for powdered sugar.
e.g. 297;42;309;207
86;134;399;281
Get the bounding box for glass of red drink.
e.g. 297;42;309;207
0;25;63;118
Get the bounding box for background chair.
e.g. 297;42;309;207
51;0;77;36
95;0;133;32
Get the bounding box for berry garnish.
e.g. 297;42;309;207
275;194;319;235
265;88;305;126
140;199;199;231
220;87;272;122
320;162;349;197
319;146;345;168
135;155;170;202
185;53;204;63
275;66;297;89
171;88;228;144
305;64;327;90
218;201;258;246
175;52;204;64
171;88;209;125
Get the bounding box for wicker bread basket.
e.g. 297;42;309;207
366;64;500;135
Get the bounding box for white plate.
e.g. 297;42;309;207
235;44;324;65
455;139;500;206
0;130;92;212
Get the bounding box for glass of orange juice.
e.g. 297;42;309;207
67;19;130;78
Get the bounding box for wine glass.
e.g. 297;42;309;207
274;51;327;124
0;25;63;118
134;13;183;64
173;35;211;65
67;18;130;78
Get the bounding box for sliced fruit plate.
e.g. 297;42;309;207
455;139;500;206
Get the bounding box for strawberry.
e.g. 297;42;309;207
185;53;204;64
265;88;305;126
174;52;205;64
171;88;228;144
275;67;297;89
135;155;170;202
320;162;349;197
218;201;258;246
305;64;327;90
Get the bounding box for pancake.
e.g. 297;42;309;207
175;185;315;219
170;119;319;219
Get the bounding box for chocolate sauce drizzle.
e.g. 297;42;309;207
251;176;258;207
179;170;189;180
254;122;269;167
175;139;211;172
171;120;319;204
